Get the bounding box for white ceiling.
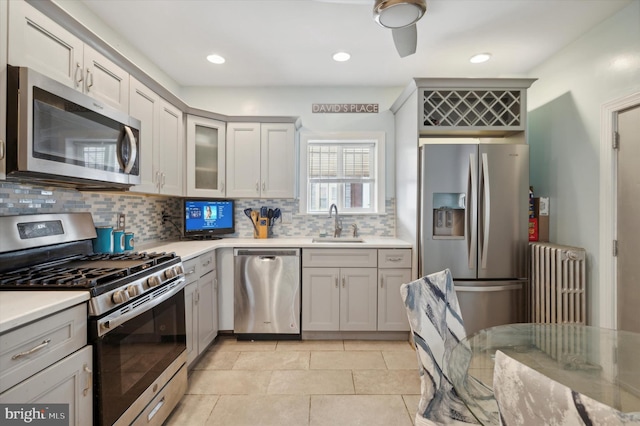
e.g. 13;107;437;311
79;0;632;87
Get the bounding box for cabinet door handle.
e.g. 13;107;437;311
11;339;51;360
255;180;259;192
162;172;166;188
387;257;403;262
0;139;4;160
74;62;83;87
380;276;384;288
214;277;218;291
85;68;94;91
83;364;93;396
342;277;346;288
186;269;196;276
335;277;338;288
221;180;225;191
262;181;266;191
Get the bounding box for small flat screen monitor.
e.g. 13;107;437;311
183;198;235;239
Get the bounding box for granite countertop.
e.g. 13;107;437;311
0;291;89;334
140;237;413;260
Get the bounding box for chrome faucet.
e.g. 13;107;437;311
328;203;342;238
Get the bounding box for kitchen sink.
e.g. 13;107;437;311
311;237;364;243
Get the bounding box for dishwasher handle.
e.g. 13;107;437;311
234;249;300;257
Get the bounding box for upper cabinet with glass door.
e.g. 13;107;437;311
186;115;226;197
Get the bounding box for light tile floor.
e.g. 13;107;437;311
165;337;421;426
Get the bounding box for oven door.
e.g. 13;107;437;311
92;279;186;426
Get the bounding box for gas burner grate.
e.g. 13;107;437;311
0;266;129;288
0;252;178;289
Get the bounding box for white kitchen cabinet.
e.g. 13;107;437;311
378;269;411;331
184;251;218;368
0;302;92;426
302;267;378;332
0;346;93;426
0;0;7;180
226;122;295;198
302;248;412;333
186;115;226;197
302;249;378;332
8;0;129;112
129;77;183;195
377;249;411;331
158;101;184;196
340;268;379;331
302;267;340;330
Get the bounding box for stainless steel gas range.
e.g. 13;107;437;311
0;213;187;426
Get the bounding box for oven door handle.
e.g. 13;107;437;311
97;278;186;337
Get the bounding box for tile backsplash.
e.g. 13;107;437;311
0;181;397;245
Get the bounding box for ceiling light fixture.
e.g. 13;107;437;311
333;52;351;62
373;0;426;29
470;53;492;64
206;54;226;64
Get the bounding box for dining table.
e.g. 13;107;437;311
448;323;640;425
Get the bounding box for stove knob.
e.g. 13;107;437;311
164;268;176;279
147;276;161;288
112;289;130;304
174;265;184;275
127;285;140;298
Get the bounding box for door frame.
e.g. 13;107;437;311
599;91;640;329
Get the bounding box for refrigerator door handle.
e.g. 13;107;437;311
468;153;477;270
480;152;490;270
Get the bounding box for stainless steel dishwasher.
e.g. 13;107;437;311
234;248;301;340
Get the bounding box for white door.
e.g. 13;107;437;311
616;104;640;333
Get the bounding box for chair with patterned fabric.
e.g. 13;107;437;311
400;269;481;425
493;350;640;425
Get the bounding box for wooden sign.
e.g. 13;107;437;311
312;104;379;113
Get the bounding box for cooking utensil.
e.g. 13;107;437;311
273;208;281;224
250;210;260;237
267;208;274;226
245;208;259;235
260;206;268;218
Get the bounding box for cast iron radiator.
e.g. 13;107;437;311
529;242;587;325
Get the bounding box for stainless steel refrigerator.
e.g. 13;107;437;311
419;142;529;335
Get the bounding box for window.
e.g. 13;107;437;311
300;132;385;214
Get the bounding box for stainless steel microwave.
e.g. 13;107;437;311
6;66;141;189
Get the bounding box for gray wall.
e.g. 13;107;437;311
527;0;640;326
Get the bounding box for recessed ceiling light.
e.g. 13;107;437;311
470;53;491;64
207;54;226;64
333;52;351;62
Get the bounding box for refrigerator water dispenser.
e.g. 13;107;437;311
433;193;465;238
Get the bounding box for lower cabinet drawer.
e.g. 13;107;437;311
182;258;198;285
199;251;215;276
378;249;412;268
0;346;93;426
0;303;87;393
